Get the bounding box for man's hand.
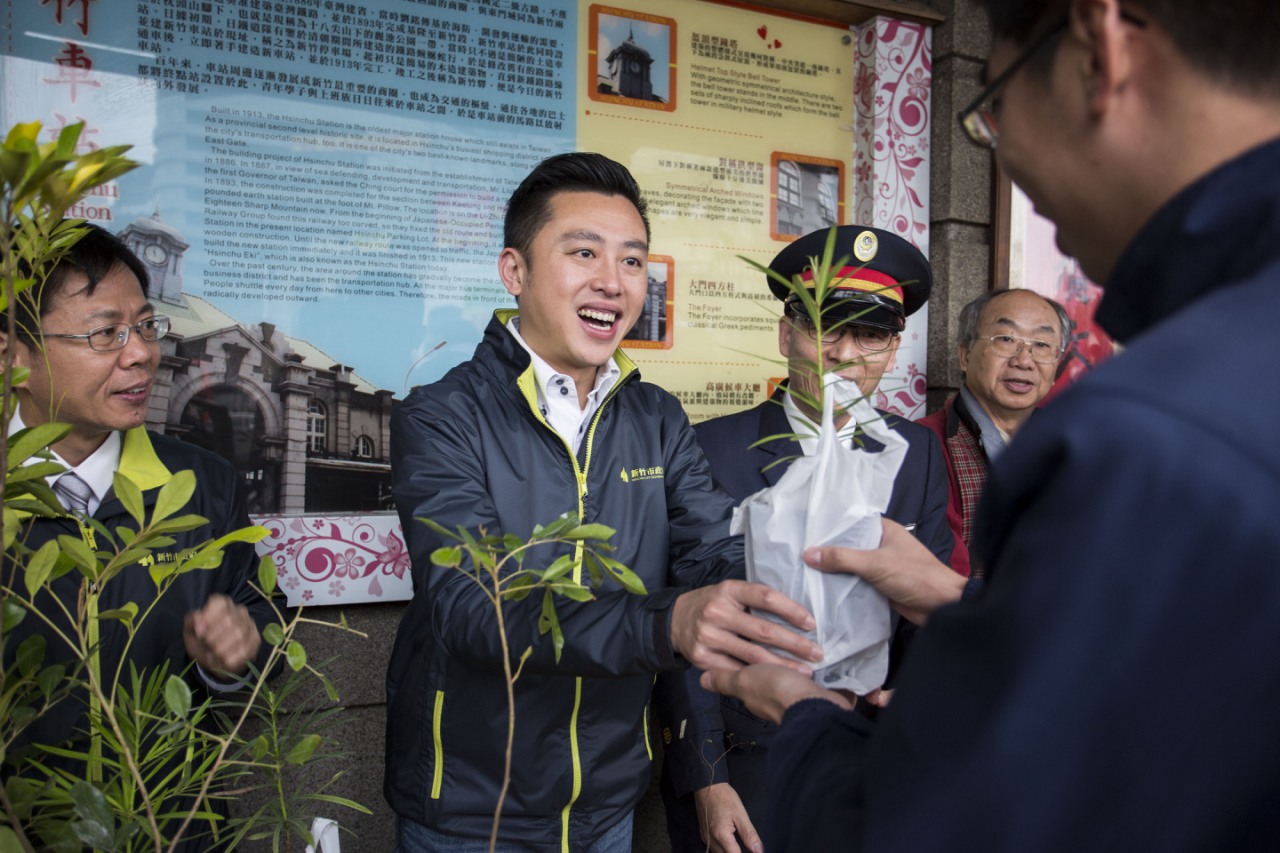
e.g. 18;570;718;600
671;580;820;673
183;594;261;677
694;783;763;853
700;664;852;725
804;518;966;625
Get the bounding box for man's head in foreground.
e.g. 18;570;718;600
963;0;1280;283
768;225;930;425
3;224;167;465
498;152;651;392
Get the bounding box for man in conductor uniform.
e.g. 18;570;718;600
656;225;957;853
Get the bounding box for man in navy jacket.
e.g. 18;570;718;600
703;1;1280;850
657;226;955;853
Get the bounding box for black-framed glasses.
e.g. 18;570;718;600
959;12;1146;149
974;333;1063;364
789;312;897;352
958;20;1068;148
42;316;171;351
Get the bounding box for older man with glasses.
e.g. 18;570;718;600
918;289;1072;575
654;225;956;853
2;223;273;851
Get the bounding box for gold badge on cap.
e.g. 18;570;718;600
853;230;878;262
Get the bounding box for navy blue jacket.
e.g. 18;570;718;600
386;311;743;850
655;389;952;847
768;138;1280;851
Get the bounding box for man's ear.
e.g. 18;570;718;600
958;342;971;374
498;247;526;299
1070;0;1134;119
1;331;33;387
777;316;793;359
885;334;902;374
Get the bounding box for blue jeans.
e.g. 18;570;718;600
394;811;634;853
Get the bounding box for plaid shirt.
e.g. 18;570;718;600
918;393;990;578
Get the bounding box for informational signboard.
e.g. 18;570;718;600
3;0;930;604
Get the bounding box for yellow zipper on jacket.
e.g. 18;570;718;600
513;344;637;853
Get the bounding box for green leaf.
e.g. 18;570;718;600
2;598;26;632
69;781;115;848
286;734;323;765
262;622;285;646
164;674;193;718
534;512;578;540
285;640;307;671
600;556;648;595
112;470;146;528
152;469;196;523
257;554;277;597
502;533;524;551
149;559;177;587
539;553;575;583
318;672;339;703
304;793;374;813
7;422;72;467
147;514;210;535
56;533;98;580
549;581;595;602
16;634;46;676
504;574;536;601
37;663;66;700
563;523;615;542
535;589;555;635
2;507;18;550
416;517;456;539
98;602;138;624
430;545;462;568
5;460;68;483
23;539;61;596
583;552;604;588
0;825;24;853
249;734;271;760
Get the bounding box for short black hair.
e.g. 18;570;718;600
975;0;1280;96
10;222;150;342
503;152;650;260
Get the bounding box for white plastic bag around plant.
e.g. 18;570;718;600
305;817;340;853
732;373;907;694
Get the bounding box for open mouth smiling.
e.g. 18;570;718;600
579;307;619;331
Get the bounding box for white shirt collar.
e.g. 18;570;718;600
782;388;859;457
10;407;123;516
508;316;621;454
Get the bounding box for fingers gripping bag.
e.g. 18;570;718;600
731;373;908;694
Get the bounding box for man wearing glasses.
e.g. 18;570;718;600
702;0;1280;849
918;289;1071;575
657;226;955;853
3;224;271;846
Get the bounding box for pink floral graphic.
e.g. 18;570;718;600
255;514;413;606
854;17;933;416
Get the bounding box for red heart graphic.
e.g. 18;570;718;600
773;39;782;48
758;25;768;40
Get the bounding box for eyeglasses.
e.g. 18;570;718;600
974;333;1063;364
958;20;1067;148
959;12;1146;149
42;316;171;351
790;313;897;352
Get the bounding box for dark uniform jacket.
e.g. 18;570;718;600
385;310;743;851
769;137;1280;852
655;388;953;849
3;428;271;849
